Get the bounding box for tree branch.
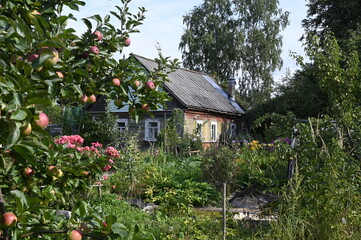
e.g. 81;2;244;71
0;187;9;240
20;229;104;239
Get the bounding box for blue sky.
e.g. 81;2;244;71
65;0;308;82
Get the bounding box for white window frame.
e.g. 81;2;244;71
230;123;237;138
211;122;217;142
116;118;128;132
145;119;160;141
196;120;204;137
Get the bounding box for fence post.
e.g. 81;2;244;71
222;182;227;240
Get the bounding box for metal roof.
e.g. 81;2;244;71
132;54;245;116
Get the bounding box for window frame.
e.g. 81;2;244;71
116;118;128;132
195;120;204;137
211;121;217;142
230;123;237;138
145;119;160;141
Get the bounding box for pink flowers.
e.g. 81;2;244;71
102;164;112;171
55;135;84;146
105;147;120;158
92;142;103;148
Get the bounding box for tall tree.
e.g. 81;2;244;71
179;0;289;106
302;0;361;42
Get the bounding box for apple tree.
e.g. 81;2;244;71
0;0;177;239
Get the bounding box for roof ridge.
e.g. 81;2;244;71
131;53;213;77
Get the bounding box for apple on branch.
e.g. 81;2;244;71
39;47;59;68
124;38;131;47
25;10;41;24
89;46;99;55
0;213;17;228
21;123;32;136
111;78;121;87
23;167;34;178
67;229;82;240
145;81;155;90
93;31;103;41
34;112;49;129
141;103;150;112
88;95;97;103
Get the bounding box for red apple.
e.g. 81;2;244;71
145;81;155;90
111;78;121;87
26;53;39;62
25;10;41;24
0;213;17;228
102;221;108;228
141;103;150;112
23;167;34;177
56;71;64;79
81;52;89;59
124;38;131;47
67;230;82;240
80;95;88;103
89;46;99;55
93;31;103;41
34;112;49;129
39;47;59;68
82;171;90;176
129;107;136;114
47;166;62;177
88;94;97;103
134;80;141;88
114;99;123;108
21;123;32;136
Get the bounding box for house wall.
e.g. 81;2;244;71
111;111;174;149
183;110;240;148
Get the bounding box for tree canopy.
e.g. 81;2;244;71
179;0;289;106
302;0;361;42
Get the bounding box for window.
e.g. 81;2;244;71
230;123;237;138
211;122;217;142
145;119;160;141
196;120;204;137
116;119;128;132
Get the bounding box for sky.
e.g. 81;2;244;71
65;0;309;82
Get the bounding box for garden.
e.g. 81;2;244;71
1;0;361;239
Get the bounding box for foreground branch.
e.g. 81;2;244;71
21;229;103;239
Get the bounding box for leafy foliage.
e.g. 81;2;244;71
0;0;178;239
302;0;361;43
179;0;289;106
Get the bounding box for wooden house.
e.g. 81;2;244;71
87;54;246;148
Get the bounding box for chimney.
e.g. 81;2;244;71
228;77;236;101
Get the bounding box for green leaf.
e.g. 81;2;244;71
5;120;21;149
10;190;28;212
82;18;92;30
0;156;5;170
0;59;7;71
111;223;128;238
28;98;52;105
106;215;117;225
12;144;37;165
10;109;27;120
74;68;89;77
72;201;88;218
